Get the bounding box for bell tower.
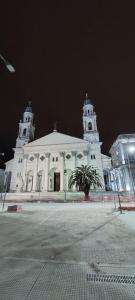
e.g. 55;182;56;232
83;93;99;142
16;101;35;147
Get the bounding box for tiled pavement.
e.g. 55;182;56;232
0;202;135;299
0;258;135;300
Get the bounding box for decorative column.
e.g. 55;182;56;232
83;150;88;165
71;151;77;168
87;143;91;166
32;153;39;191
45;153;50;191
115;169;122;191
120;143;125;164
41;155;46;191
22;154;29;191
71;151;77;191
60;152;65;191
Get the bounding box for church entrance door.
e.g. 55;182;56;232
54;172;60;191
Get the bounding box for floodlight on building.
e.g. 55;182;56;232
128;146;135;153
126;184;131;191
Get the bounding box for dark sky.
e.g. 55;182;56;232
0;1;135;162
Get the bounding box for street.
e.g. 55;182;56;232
0;202;135;299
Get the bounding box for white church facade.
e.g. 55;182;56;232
6;94;111;192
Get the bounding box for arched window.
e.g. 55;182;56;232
88;122;92;130
23;128;27;136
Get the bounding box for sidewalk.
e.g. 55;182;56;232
0;202;135;299
114;210;135;231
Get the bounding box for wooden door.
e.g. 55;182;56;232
54;173;60;191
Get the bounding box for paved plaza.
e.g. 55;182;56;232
0;202;135;299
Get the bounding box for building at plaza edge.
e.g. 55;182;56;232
5;94;111;193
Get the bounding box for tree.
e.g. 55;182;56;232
68;165;103;200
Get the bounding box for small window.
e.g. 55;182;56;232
23;128;27;136
88;122;92;130
56;157;58;161
91;154;96;159
52;157;55;162
66;154;71;160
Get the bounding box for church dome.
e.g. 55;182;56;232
84;93;92;105
25;101;32;113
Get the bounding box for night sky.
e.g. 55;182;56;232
0;1;135;163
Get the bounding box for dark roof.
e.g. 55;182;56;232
84;93;92;105
25;101;32;113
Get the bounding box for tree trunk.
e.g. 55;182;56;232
84;184;90;201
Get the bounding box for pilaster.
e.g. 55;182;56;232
22;154;29;191
83;150;89;165
71;151;77;168
60;152;65;191
45;153;50;191
32;153;39;191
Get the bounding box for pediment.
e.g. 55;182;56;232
24;131;87;147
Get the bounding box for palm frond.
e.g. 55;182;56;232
68;164;103;192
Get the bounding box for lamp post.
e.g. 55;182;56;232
114;169;122;214
0;53;15;73
64;169;67;202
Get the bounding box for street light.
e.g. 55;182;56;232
0;53;15;73
64;169;67;202
128;146;135;153
114;169;122;214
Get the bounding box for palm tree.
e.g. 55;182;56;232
68;165;103;200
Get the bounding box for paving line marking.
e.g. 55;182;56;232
24;264;45;300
